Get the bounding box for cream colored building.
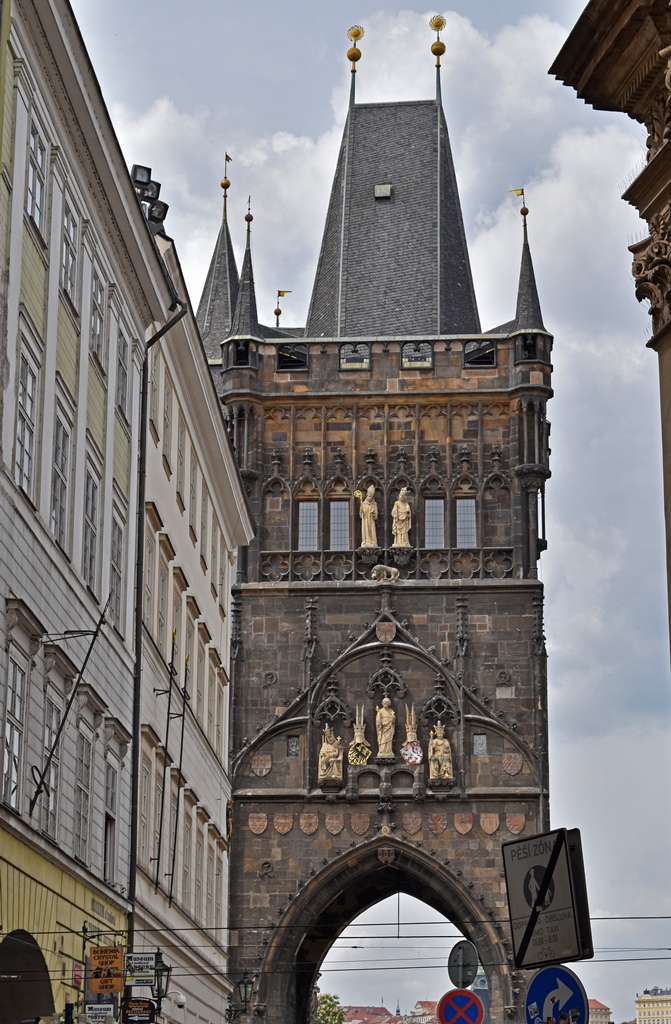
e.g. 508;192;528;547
637;988;671;1024
0;1;252;1022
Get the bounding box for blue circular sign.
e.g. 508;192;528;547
438;988;485;1024
525;965;589;1024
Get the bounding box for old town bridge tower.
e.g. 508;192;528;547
198;23;552;1024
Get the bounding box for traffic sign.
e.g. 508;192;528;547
448;941;479;989
525;964;589;1024
437;988;485;1024
502;828;593;969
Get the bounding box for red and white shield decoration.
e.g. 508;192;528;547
454;812;473;835
428;812;447;835
480;813;499;835
403;812;422;836
506;813;525;835
377;847;395;865
502;752;523;776
273;814;293;835
248;813;268;835
350;813;370;836
401;740;424;765
325;813;344;835
251;753;272;777
300;812;319;835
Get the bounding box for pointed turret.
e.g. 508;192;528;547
305;24;479;338
228;204;263;341
512;206;546;332
196;176;240;359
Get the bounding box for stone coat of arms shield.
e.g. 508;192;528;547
454;812;473;834
300;813;319;835
506;813;525;835
325;813;344;835
480;813;499;835
402;812;422;835
428;812;447;835
350;813;370;836
248;813;268;835
251;753;272;777
273;813;293;835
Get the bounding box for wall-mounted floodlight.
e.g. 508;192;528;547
130;164;152;187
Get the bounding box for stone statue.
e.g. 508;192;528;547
391;487;412;548
356;485;379;548
428;721;453;781
318;724;343;782
371;564;400;582
375;697;396;758
348;704;372;765
401;704;423;765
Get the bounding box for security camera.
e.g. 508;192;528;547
173;992;186;1010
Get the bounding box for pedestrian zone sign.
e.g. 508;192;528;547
502;828;593;970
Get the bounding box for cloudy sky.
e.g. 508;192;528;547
69;0;671;1018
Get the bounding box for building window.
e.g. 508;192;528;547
200;486;209;565
183;821;191;910
61;203;78;303
150;348;159;429
90;271;106;363
211;523;218;595
110;518;124;632
158;560;168;656
195;834;204;922
339;343;370;370
176;414;186;504
329;500;349;550
51;417;70;548
401;342;432;369
3;656;26;809
74;732;91;861
27;122;46;234
298;502;318;550
424;498;445;549
154;778;163;869
456;498;477;548
464;339;495;367
185;620;194;694
207;848;214;929
218;533;226;612
144;535;155;627
207;663;214;741
15;352;37;495
83;468;99;591
116;331;129;416
163;377;172;466
277;343;307;370
215;850;222;932
104;763;117;882
189;450;198;537
140;760;150;867
169;796;177;879
196;641;205;723
172;586;182;668
43;698;61;836
216;681;224;758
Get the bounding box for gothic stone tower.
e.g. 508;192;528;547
199;36;552;1024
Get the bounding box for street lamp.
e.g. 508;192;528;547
152;948;173;1016
224;973;253;1021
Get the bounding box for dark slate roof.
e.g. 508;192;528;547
196;213;239;359
305;99;480;338
228;228;263;340
513;220;546;332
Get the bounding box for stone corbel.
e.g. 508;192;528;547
631;207;671;334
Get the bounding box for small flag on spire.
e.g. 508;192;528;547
278;290;292;298
509;188;524;197
225;152;232;162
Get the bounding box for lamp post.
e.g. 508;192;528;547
224;973;253;1021
151;948;173;1017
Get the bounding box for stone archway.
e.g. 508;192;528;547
0;929;55;1024
255;838;513;1024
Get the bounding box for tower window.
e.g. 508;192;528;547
456;498;477;548
339;343;370;371
424;498;445;548
329;500;350;550
401;342;432;369
297;502;318;550
521;334;538;360
277;344;307;371
464;339;495;367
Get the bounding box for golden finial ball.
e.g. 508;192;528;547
221;177;230;191
520;206;529;217
245;212;253;223
274;307;282;318
431;40;446;57
347;46;362;63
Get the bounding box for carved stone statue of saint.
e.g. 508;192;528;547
375;697;396;758
391;487;412;548
428;721;453;781
356;485;379;548
318;724;343;782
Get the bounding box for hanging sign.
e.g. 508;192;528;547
90;945;124;993
124;952;156;986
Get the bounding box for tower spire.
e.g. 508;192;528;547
196;172;240;358
228;203;262;340
512;199;546;332
347;25;364;106
430;15;447;103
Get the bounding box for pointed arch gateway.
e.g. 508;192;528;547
256;838;512;1023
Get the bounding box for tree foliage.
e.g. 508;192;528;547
317;992;345;1024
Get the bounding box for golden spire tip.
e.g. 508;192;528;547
430;15;446;67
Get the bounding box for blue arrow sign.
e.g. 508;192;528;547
525;965;589;1024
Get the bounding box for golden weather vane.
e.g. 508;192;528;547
429;15;446;67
